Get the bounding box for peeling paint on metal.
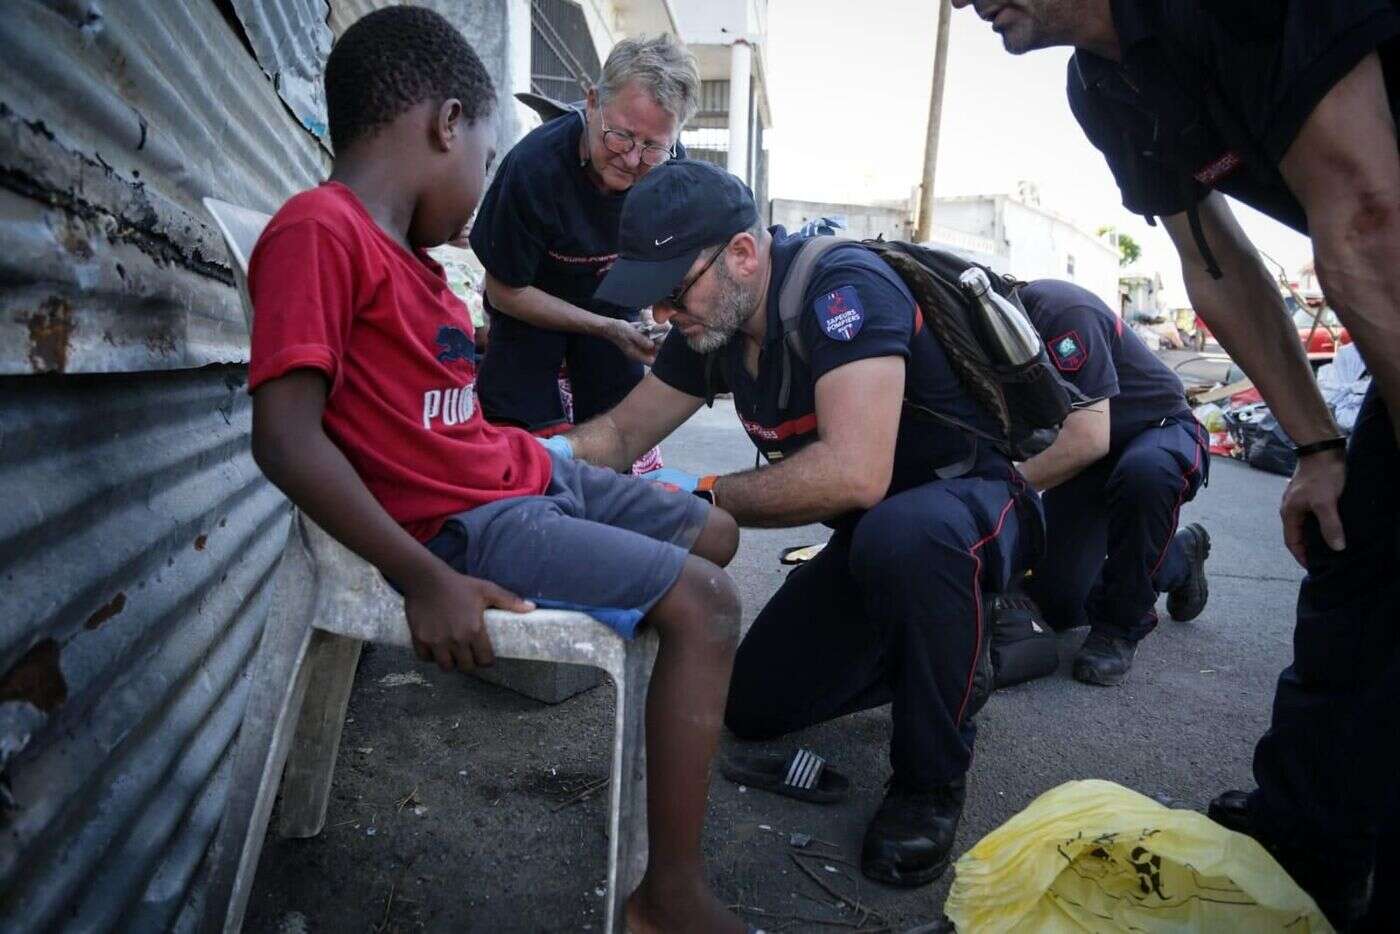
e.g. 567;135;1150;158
229;0;336;149
83;593;127;631
20;298;74;374
0;640;67;713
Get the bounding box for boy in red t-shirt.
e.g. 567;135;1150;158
247;9;746;932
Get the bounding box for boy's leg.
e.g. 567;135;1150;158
446;467;745;932
558;453;738;567
629;554;745;933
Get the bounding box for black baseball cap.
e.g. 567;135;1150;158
595;159;759;308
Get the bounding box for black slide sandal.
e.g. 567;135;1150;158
721;748;850;803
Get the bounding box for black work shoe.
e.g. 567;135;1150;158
861;777;966;887
1072;630;1137;686
1209;789;1374;929
1167;523;1212;621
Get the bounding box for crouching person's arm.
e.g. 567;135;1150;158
1017;399;1111;492
252;370;534;671
566;372;705;470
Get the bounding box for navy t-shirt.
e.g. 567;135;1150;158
1020;280;1191;452
652;228;1011;502
1068;0;1400;231
469;111;636;325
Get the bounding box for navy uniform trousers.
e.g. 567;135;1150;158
1246;388;1400;927
479;318;644;430
724;467;1042;790
1026;415;1208;641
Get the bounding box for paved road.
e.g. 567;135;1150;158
248;399;1300;933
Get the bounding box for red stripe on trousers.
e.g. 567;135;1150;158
956;491;1019;726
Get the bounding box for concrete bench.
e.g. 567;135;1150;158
199;198;653;934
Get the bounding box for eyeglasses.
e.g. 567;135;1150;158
599;118;676;166
663;247;723;313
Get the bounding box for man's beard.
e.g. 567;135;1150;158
685;262;754;354
992;1;1077;55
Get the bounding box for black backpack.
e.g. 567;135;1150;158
772;236;1086;471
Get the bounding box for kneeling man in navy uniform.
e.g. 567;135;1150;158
1015;280;1211;686
553;160;1043;888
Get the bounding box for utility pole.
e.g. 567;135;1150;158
914;0;952;243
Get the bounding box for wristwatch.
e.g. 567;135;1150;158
694;474;719;506
1292;437;1347;457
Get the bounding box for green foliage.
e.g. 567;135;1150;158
1097;226;1142;267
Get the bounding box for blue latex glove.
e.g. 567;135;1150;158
535;434;574;459
645;466;699;492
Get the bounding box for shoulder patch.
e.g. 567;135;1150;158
1048;330;1087;372
814;285;865;341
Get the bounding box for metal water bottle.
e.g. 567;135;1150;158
958;267;1042;367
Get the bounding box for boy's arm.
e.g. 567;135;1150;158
251;370;534;671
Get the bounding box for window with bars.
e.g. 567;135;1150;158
530;0;600;105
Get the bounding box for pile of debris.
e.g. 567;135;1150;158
1189;343;1369;476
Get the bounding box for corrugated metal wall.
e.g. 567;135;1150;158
0;1;519;929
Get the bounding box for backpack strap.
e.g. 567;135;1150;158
774;235;984;480
775;236;852;408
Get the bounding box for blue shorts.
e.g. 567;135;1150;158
423;452;710;638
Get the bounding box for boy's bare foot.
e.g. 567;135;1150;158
625;873;747;933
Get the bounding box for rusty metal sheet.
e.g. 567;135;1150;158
0;1;328;375
231;0;336;146
0;2;527;929
0;366;293;930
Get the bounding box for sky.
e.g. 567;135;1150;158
762;0;1314;306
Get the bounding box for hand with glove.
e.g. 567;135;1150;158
534;434;574;459
646;467;718;505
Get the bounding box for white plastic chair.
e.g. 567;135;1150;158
200;198;654;934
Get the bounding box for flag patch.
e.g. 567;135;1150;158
1048;330;1087;372
814;286;865;341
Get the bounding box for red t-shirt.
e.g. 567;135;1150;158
247;182;552;541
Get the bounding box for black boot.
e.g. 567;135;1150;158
860;777;965;887
1072;630;1138;686
1209;789;1374;930
1167;523;1211;621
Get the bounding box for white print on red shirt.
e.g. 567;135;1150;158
422;383;477;429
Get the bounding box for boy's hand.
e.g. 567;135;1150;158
403;565;536;672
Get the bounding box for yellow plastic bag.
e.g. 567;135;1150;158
944;780;1333;933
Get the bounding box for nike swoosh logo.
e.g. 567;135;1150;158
654;235;674;246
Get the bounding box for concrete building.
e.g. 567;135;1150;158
765;184;1119;307
1120;264;1169;320
931;186;1121;309
666;1;773;213
770;198;912;242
